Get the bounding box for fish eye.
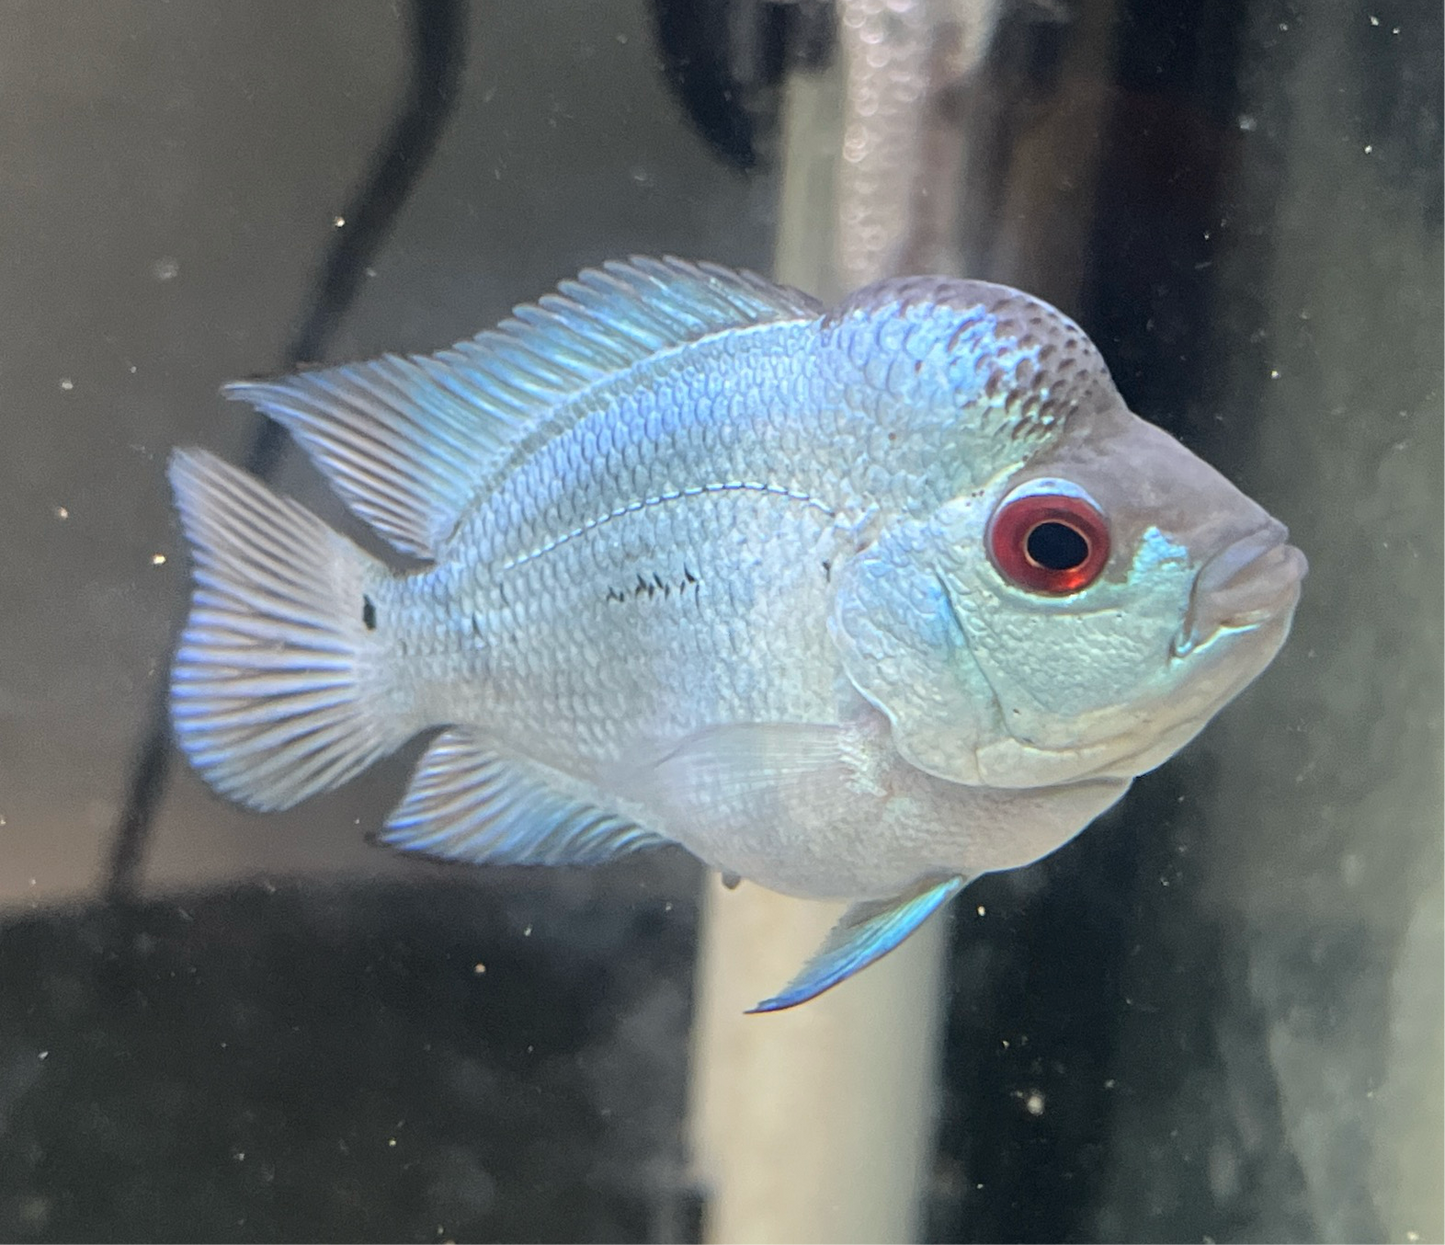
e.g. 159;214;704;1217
988;489;1110;594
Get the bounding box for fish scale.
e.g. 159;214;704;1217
167;258;1304;1010
407;331;856;754
478;494;836;766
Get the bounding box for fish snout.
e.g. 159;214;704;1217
1175;522;1307;656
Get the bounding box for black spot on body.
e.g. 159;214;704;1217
607;566;703;607
362;596;377;630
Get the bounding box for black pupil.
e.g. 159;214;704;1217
1026;521;1088;570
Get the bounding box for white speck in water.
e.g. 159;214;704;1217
364;267;377;278
333;215;346;228
14;1195;47;1230
38;1050;48;1060
387;1138;397;1148
522;924;533;937
1369;14;1380;24
1270;368;1281;379
976;905;986;916
152;256;180;281
1237;114;1257;132
1364;144;1373;154
151;553;167;566
59;378;73;391
1104;1078;1116;1089
615;33;627;44
473;963;486;975
54;506;68;520
1025;1091;1045;1117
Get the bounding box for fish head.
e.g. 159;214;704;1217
830;282;1306;791
928;401;1306;788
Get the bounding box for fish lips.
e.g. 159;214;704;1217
1173;521;1308;658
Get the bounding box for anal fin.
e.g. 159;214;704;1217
380;728;667;866
748;874;968;1013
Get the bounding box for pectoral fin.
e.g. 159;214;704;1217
748;874;967;1013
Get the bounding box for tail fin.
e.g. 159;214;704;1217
168;448;411;811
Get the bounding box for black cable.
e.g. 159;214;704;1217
103;0;469;904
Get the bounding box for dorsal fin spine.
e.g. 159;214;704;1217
224;257;822;561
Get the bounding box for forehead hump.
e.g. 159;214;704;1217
824;277;1124;474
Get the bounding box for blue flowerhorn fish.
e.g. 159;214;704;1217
169;258;1306;1011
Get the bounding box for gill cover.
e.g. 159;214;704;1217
828;516;1000;786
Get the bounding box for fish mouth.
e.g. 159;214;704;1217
1174;522;1308;657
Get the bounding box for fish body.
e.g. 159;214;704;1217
170;259;1305;1010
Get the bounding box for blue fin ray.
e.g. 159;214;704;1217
381;728;670;867
225;257;820;560
168;449;410;812
749;874;968;1013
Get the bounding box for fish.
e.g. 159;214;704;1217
168;257;1306;1012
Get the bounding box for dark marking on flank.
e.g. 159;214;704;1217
821;558;832;583
362;596;378;630
607;565;704;606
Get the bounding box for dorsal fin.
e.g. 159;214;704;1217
225;257;822;559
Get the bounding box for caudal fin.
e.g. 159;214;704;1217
168;448;410;811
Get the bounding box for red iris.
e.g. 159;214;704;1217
988;491;1110;594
